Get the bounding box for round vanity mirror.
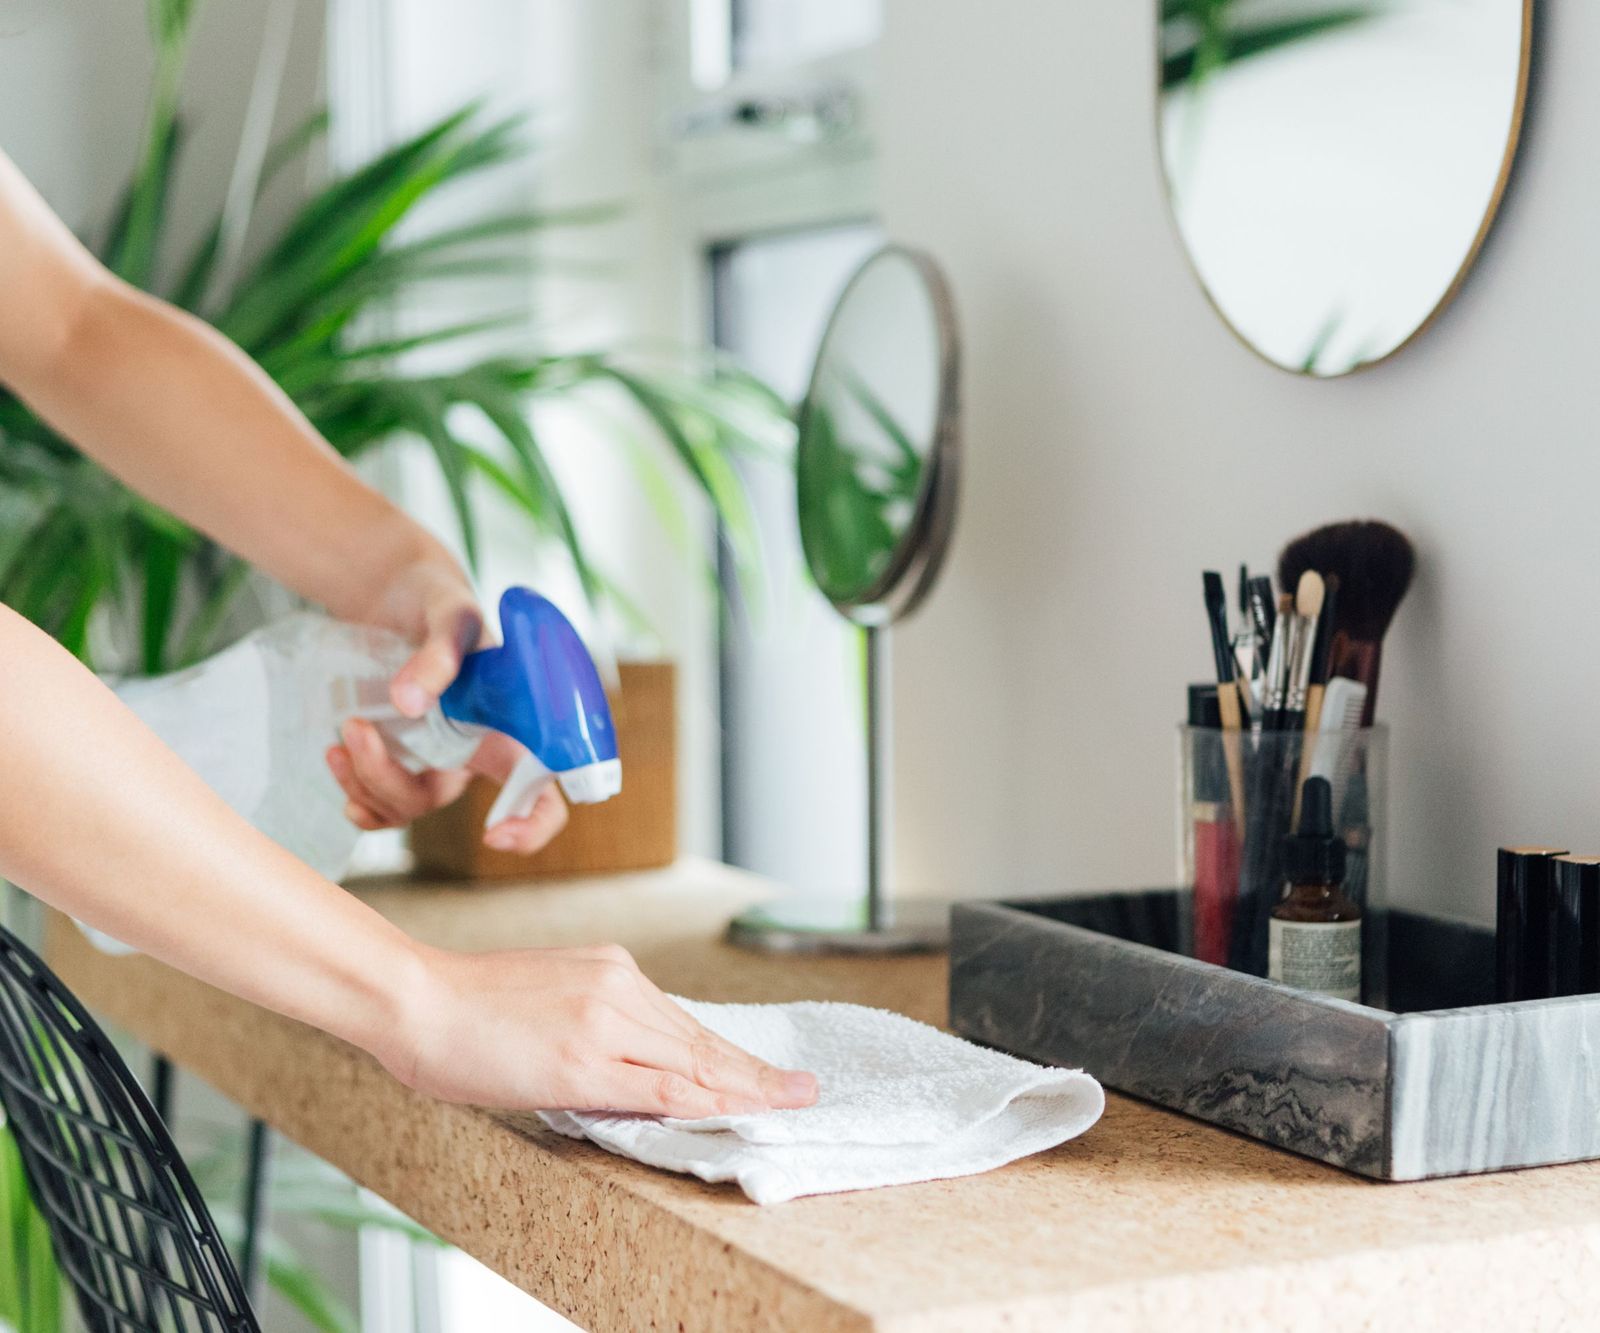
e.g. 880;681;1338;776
795;246;959;623
729;245;961;955
1158;0;1531;377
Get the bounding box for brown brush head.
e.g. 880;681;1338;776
1278;520;1415;644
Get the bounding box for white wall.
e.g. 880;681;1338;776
880;0;1593;922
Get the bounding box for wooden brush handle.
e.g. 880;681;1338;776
1292;683;1326;824
1215;680;1247;839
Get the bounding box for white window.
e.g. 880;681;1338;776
661;2;885;892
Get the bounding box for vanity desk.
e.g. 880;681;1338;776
45;860;1600;1332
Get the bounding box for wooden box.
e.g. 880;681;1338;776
409;660;677;879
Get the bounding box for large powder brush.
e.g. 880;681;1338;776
1277;520;1415;725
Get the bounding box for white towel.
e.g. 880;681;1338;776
539;998;1104;1205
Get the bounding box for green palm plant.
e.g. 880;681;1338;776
0;0;789;677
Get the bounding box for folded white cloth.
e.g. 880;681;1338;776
539;997;1104;1205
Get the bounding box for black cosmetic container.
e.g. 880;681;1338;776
1496;846;1567;1002
1552;855;1600;997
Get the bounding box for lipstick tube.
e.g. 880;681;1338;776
1496;846;1568;1002
1553;856;1600;997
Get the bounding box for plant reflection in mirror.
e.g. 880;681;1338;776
796;371;924;607
1160;0;1382;93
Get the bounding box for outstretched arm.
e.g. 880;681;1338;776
0;604;817;1116
0;147;561;850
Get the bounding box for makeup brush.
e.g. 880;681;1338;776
1301;573;1339;738
1232;565;1258;700
1278;521;1415;725
1280;572;1331;819
1203;571;1248;833
1260;592;1293;731
1247;575;1276;648
1203;571;1243;724
1231;578;1319;973
1294;574;1340;814
1282;570;1325;736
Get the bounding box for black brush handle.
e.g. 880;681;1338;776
1228;730;1302;975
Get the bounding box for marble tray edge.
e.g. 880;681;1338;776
949;897;1600;1181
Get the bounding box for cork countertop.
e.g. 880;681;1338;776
45;858;1600;1332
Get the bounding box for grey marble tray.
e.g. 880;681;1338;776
949;891;1600;1180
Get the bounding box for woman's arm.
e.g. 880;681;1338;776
0;148;442;652
0;604;816;1115
0;148;559;848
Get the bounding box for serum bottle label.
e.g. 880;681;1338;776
1268;918;1361;1001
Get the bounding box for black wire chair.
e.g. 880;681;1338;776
0;923;259;1331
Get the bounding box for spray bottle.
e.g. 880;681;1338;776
111;587;620;884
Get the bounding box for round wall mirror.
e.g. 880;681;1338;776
730;244;961;954
1158;0;1531;377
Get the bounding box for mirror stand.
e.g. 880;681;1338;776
727;622;949;955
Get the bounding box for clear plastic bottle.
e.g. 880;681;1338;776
114;614;479;881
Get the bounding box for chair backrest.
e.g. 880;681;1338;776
0;924;258;1332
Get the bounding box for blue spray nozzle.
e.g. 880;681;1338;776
440;589;619;801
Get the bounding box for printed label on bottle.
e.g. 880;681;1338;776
1268;918;1361;1001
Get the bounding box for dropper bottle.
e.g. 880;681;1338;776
1269;776;1362;1001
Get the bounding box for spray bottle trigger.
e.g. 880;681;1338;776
485;751;557;828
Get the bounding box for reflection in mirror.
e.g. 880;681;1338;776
796;247;951;619
1158;0;1529;377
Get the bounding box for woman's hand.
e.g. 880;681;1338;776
324;558;569;854
388;942;820;1117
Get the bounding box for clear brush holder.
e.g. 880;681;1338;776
1177;724;1389;1005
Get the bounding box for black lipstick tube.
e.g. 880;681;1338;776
1496;846;1568;1002
1553;856;1600;997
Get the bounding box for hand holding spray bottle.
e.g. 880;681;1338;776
93;589;619;952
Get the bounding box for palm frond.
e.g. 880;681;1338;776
139;527;186;674
220;108;526;352
102;117;185;286
468;373;602;605
392;382;479;571
580;363;763;590
106;0;197;285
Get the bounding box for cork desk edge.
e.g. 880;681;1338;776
42;858;1600;1333
42;859;948;1333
